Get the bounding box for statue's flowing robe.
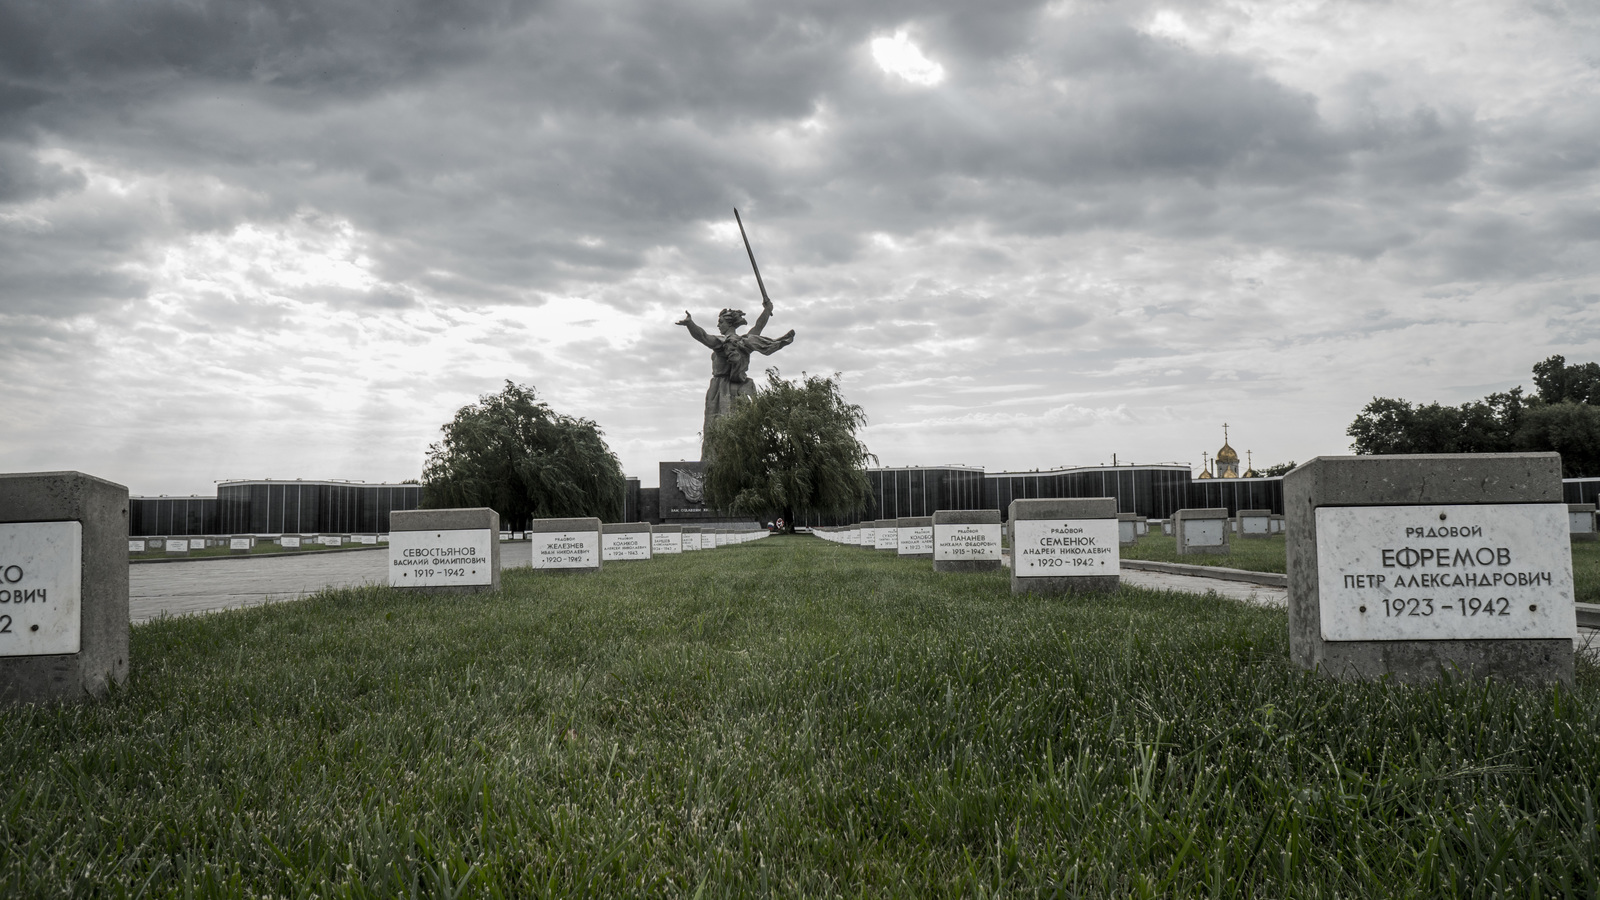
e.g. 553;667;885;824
702;330;794;456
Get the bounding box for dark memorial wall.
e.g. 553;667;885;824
866;467;986;520
1565;477;1600;505
986;466;1192;519
129;496;219;536
1188;476;1285;518
131;482;422;535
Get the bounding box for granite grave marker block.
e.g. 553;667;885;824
1284;453;1574;685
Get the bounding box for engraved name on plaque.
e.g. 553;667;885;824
1314;504;1574;642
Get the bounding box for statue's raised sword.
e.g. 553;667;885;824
733;208;771;308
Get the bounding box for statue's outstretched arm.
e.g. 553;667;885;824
676;311;720;349
749;298;773;335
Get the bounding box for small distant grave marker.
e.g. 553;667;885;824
1174;509;1231;556
1117;513;1140;546
602;523;652;561
1569;504;1596;542
1238;509;1272;539
530;518;601;572
896;517;933;558
651;525;683;555
932;510;1002;573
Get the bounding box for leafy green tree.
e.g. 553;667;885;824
1532;355;1600;405
1515;402;1600;477
1346;354;1600;475
701;369;875;531
422;382;626;526
1347;393;1521;455
1257;461;1298;477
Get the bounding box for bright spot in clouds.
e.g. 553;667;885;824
871;31;945;86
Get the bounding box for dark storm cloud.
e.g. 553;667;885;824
9;0;1592;330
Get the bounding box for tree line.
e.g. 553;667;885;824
418;374;874;530
1348;355;1600;476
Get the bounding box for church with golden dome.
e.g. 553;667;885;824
1197;424;1257;479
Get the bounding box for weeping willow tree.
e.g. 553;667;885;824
421;382;626;526
702;369;874;531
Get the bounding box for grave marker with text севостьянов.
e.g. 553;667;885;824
388;508;499;594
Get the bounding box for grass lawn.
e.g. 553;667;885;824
4;536;1599;897
1121;533;1291;575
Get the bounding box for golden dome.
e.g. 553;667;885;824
1197;469;1213;480
1215;422;1240;463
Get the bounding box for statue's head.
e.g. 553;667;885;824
717;308;746;332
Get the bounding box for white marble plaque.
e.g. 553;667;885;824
388;529;493;587
715;532;727;547
1241;516;1270;535
934;523;1001;561
128;540;145;552
1315;504;1575;642
190;538;207;550
602;531;651;561
281;536;301;549
1570;512;1595;534
651;532;682;554
1185;520;1225;546
877;527;898;550
861;527;877;549
1013;520;1120;577
1118;521;1136;543
320;536;343;547
531;530;599;568
357;535;377;545
897;526;933;555
229;537;251;550
0;522;82;656
165;538;188;553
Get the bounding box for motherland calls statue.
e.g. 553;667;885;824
677;210;796;459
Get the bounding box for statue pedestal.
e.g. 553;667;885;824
656;461;763;528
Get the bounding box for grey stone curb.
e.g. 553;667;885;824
1120;559;1288;588
1579;603;1600;630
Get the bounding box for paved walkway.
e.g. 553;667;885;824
129;550;387;623
1121;568;1286;607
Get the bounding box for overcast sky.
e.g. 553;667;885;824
3;0;1598;494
